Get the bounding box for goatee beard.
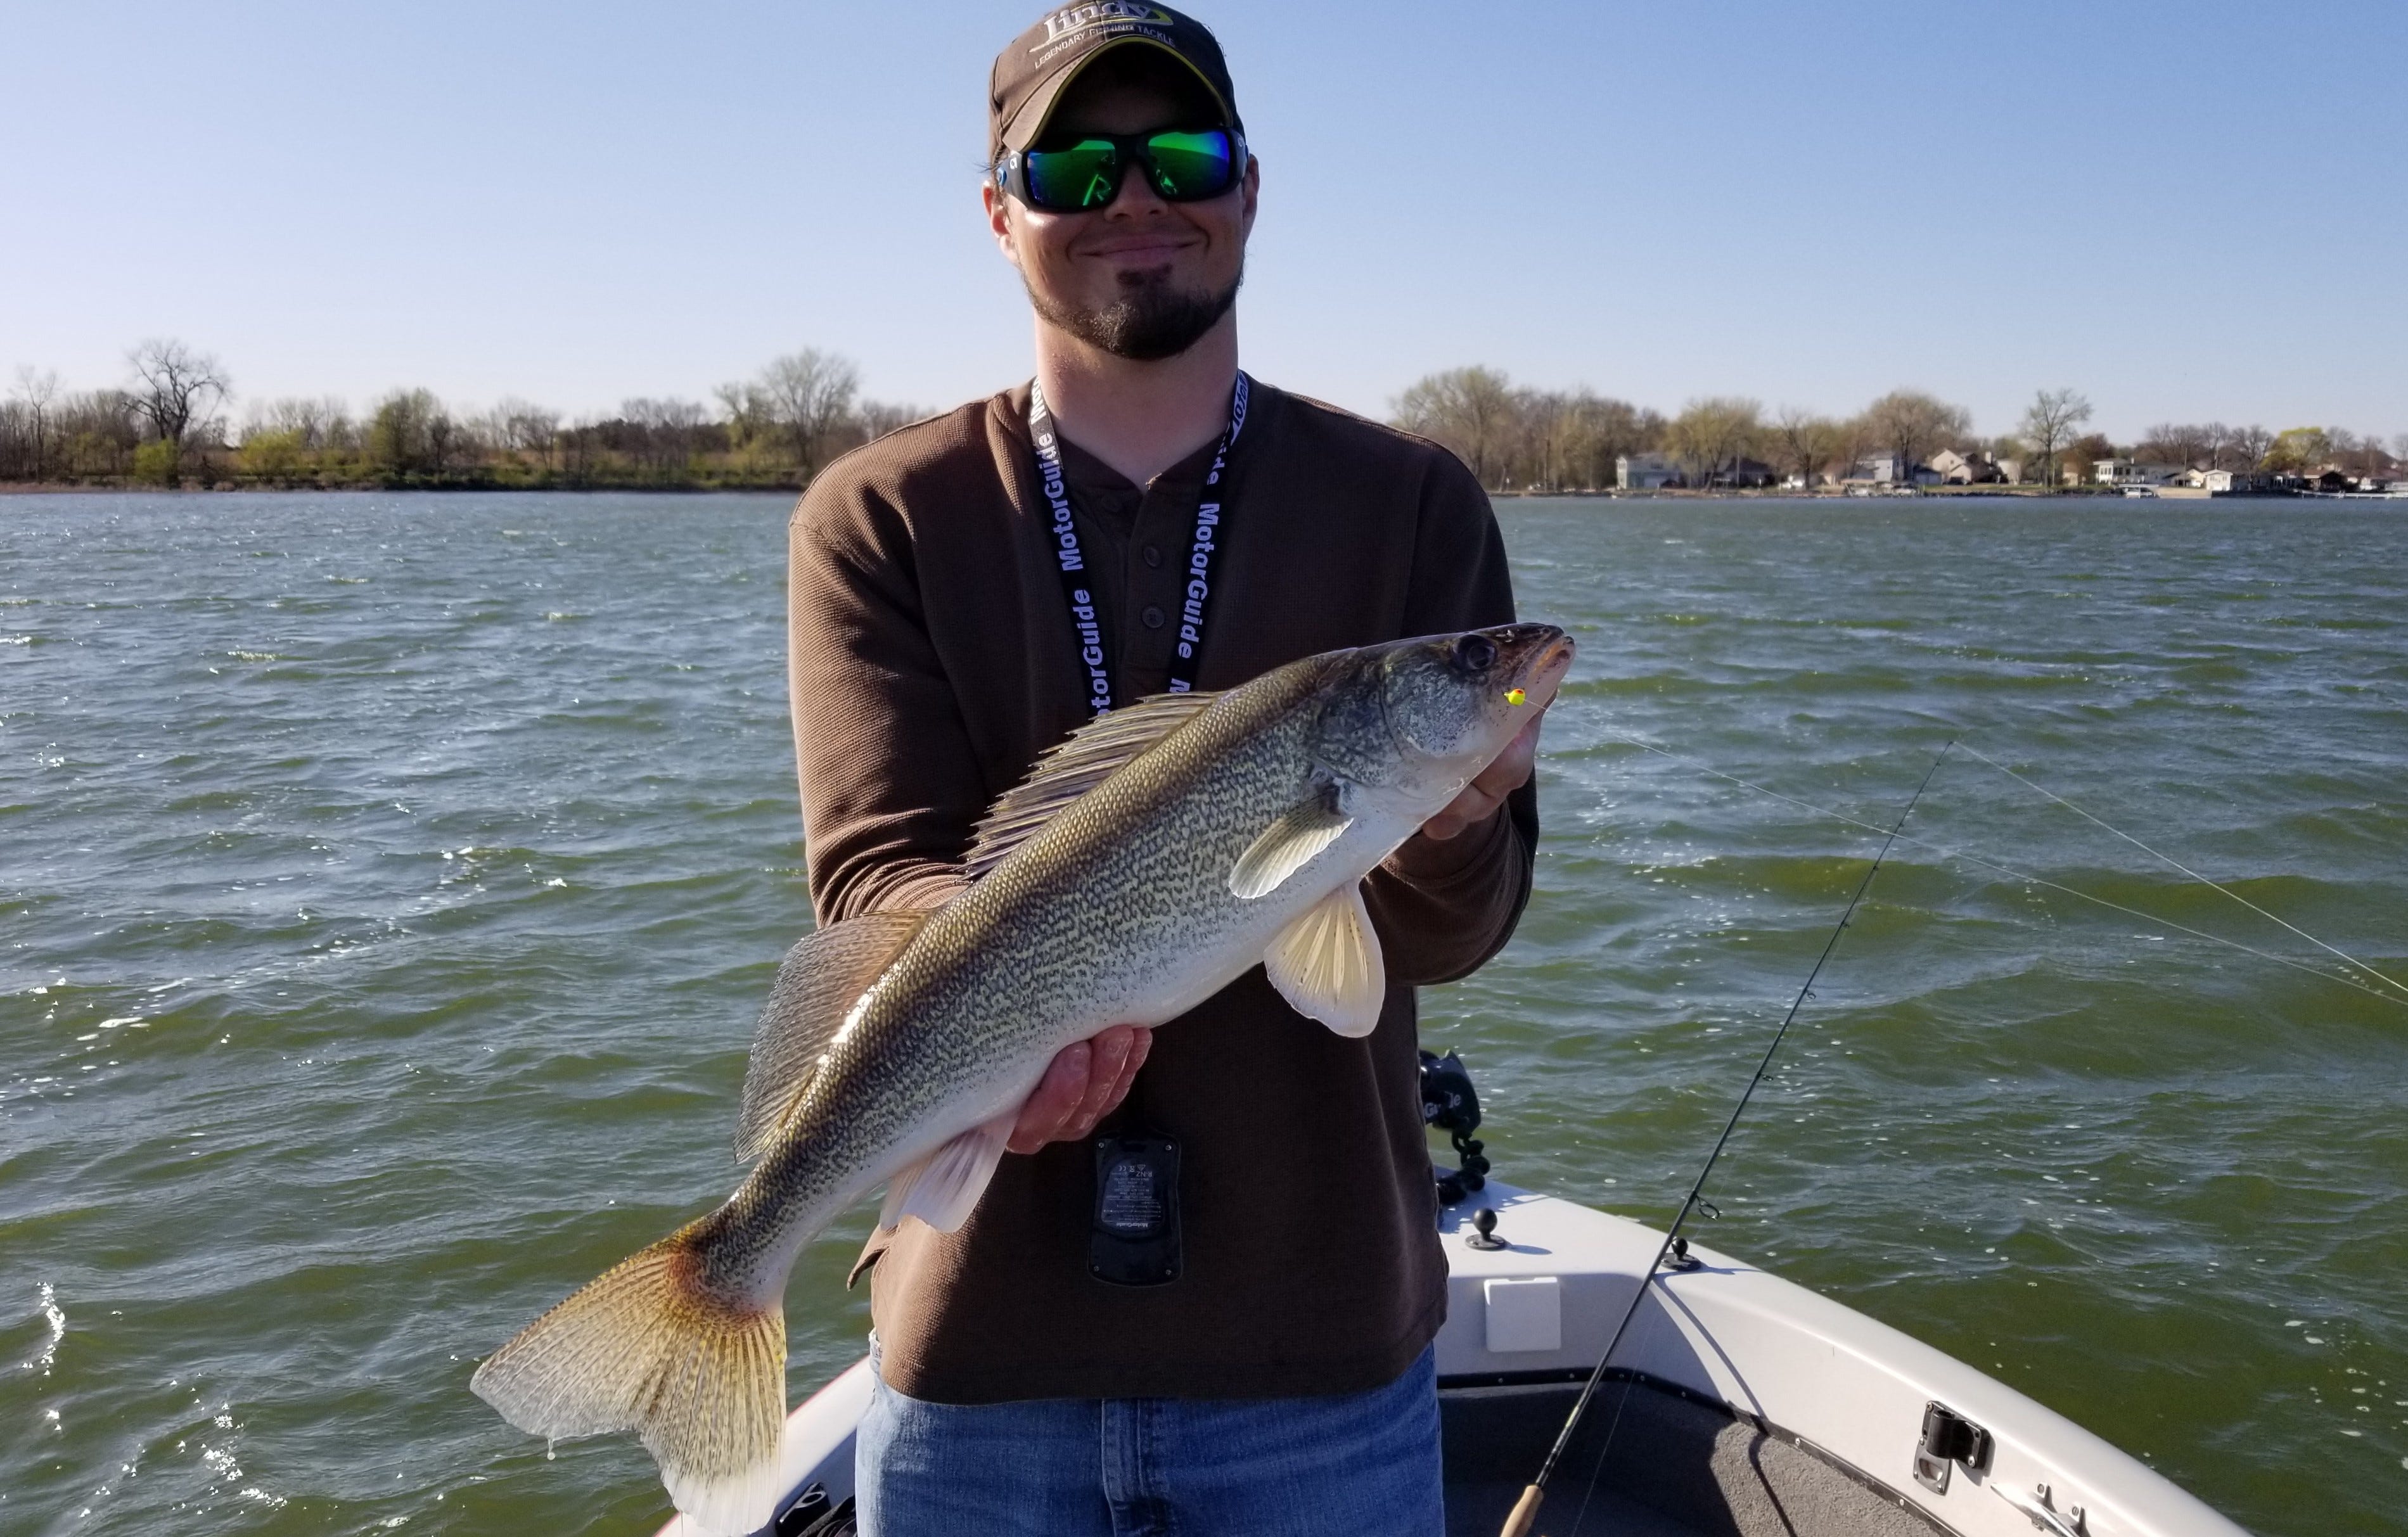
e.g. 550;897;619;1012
1030;267;1243;362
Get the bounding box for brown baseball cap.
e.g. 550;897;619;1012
989;4;1241;164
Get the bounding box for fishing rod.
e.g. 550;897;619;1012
1499;741;1954;1537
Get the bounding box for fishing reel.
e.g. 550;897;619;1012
1421;1049;1491;1205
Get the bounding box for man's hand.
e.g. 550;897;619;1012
1007;1023;1153;1154
1419;710;1546;842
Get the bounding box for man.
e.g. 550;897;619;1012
787;8;1545;1533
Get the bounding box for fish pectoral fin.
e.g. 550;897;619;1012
1263;881;1387;1038
735;909;929;1164
877;1112;1017;1235
1228;788;1354;900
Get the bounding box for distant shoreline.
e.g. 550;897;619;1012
5;481;2393;504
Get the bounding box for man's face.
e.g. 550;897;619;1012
985;69;1259;360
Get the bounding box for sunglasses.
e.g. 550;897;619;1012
996;127;1247;213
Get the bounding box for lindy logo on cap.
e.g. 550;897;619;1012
1039;3;1175;44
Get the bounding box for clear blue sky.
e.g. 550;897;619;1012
5;0;2402;442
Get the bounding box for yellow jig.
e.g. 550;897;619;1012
1504;688;1527;706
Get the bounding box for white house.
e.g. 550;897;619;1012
1617;452;1682;490
1930;449;2008;485
2094;459;2185;488
1840;454;1941;487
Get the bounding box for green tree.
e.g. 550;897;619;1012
240;428;308;482
132;438;179;486
2263;426;2333;474
368;388;443;477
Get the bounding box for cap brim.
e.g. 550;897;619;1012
997;35;1235;156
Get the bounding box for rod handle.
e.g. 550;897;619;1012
1499;1483;1545;1537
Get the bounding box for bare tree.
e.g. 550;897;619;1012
2137;422;2214;469
2230;424;2274;470
2018;388;2092;490
1772;405;1843;487
749;349;862;478
1392;367;1518;487
12;367;60;480
855;400;928;443
486;398;561;469
1864;388;1971;482
1559;393;1658;490
1666;397;1764;487
126;340;230;461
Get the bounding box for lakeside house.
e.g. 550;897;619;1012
1838;453;1941;488
1930;449;2020;485
2094;459;2186;488
2189;468;2283;494
1617;452;1682;490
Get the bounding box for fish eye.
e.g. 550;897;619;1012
1451;634;1497;674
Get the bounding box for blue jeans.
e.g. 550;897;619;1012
854;1344;1444;1537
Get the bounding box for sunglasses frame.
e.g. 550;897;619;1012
994;126;1249;214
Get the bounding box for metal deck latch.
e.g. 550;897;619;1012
1912;1400;1994;1494
1995;1481;2090;1536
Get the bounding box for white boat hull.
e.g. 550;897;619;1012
658;1181;2249;1536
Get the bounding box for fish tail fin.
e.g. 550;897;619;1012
471;1221;786;1536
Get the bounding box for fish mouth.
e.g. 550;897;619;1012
1483;623;1575;709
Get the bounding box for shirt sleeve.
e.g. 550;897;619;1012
788;480;977;924
1359;448;1539;986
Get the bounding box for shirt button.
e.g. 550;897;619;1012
1141;605;1166;630
1142;544;1162;568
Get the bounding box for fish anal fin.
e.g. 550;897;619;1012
1229;786;1353;900
876;1113;1016;1235
1264;882;1386;1037
735;910;928;1164
964;692;1222;881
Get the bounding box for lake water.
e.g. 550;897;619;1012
3;491;2404;1536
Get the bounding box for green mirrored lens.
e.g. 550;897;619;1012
1143;131;1234;199
1027;141;1122;210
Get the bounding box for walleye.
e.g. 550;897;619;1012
470;623;1574;1533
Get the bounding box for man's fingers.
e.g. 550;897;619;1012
1009;1026;1155;1152
1008;1038;1089;1154
1066;1024;1149;1138
1421;706;1549;841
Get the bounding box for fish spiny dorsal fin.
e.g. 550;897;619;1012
963;691;1222;881
735;910;928;1163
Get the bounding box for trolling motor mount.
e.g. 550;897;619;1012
1422;1049;1491;1205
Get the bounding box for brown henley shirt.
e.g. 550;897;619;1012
786;378;1536;1404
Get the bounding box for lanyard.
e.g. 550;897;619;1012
1027;372;1251;715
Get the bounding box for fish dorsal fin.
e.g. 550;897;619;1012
1228;784;1354;900
1264;881;1386;1037
735;910;928;1163
963;692;1222;881
876;1112;1018;1234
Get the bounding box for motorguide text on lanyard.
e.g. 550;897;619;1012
1028;373;1251;716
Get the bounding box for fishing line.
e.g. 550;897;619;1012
1951;741;2408;1005
1604;732;2408;1011
1499;744;1953;1537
